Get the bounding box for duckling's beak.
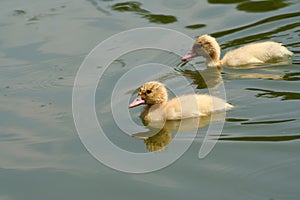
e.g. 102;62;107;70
182;50;198;61
129;96;145;108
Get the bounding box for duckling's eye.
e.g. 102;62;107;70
146;89;152;94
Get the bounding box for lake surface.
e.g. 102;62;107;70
0;0;300;199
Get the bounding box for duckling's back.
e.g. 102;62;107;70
164;94;232;120
222;41;293;67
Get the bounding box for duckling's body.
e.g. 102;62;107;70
129;81;232;122
141;94;231;121
222;41;293;67
182;35;293;67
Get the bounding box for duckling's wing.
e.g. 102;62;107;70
165;96;206;120
222;41;293;67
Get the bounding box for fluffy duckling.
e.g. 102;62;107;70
182;34;293;67
129;81;232;122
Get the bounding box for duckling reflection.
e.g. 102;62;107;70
181;57;289;82
132;112;226;152
135;126;172;152
223;64;295;80
182;67;222;89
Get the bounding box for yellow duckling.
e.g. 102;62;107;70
182;34;293;67
129;81;232;122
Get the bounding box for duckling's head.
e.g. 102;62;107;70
182;35;221;66
129;81;168;108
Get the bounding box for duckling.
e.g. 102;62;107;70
129;81;232;122
182;34;293;67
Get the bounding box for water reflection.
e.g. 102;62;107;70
226;72;283;80
241;118;296;125
246;88;300;100
182;61;294;84
133;112;225;152
222;20;299;48
181;67;222;89
212;12;300;41
236;0;291;13
111;1;149;13
185;24;206;30
11;5;68;24
282;72;300;81
224;65;300;81
208;0;248;4
111;1;177;24
208;0;291;13
142;14;177;24
219;134;300;142
12;9;26;16
133;126;172;152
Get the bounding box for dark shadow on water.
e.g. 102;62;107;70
282;72;300;81
241;118;296;125
208;0;291;13
111;1;148;13
226;117;296;125
208;0;248;4
142;14;177;24
13;9;26;16
185;24;206;30
219;134;300;142
237;0;291;13
246;88;300;100
110;1;177;24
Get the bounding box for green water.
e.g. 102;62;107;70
1;0;300;199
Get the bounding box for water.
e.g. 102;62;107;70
0;0;300;199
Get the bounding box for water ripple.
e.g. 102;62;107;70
241;159;300;199
0;57;77;93
212;11;300;45
246;88;300;100
111;1;177;24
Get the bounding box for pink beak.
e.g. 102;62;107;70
129;96;145;108
182;50;198;61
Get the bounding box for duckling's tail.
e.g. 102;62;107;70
225;103;234;111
